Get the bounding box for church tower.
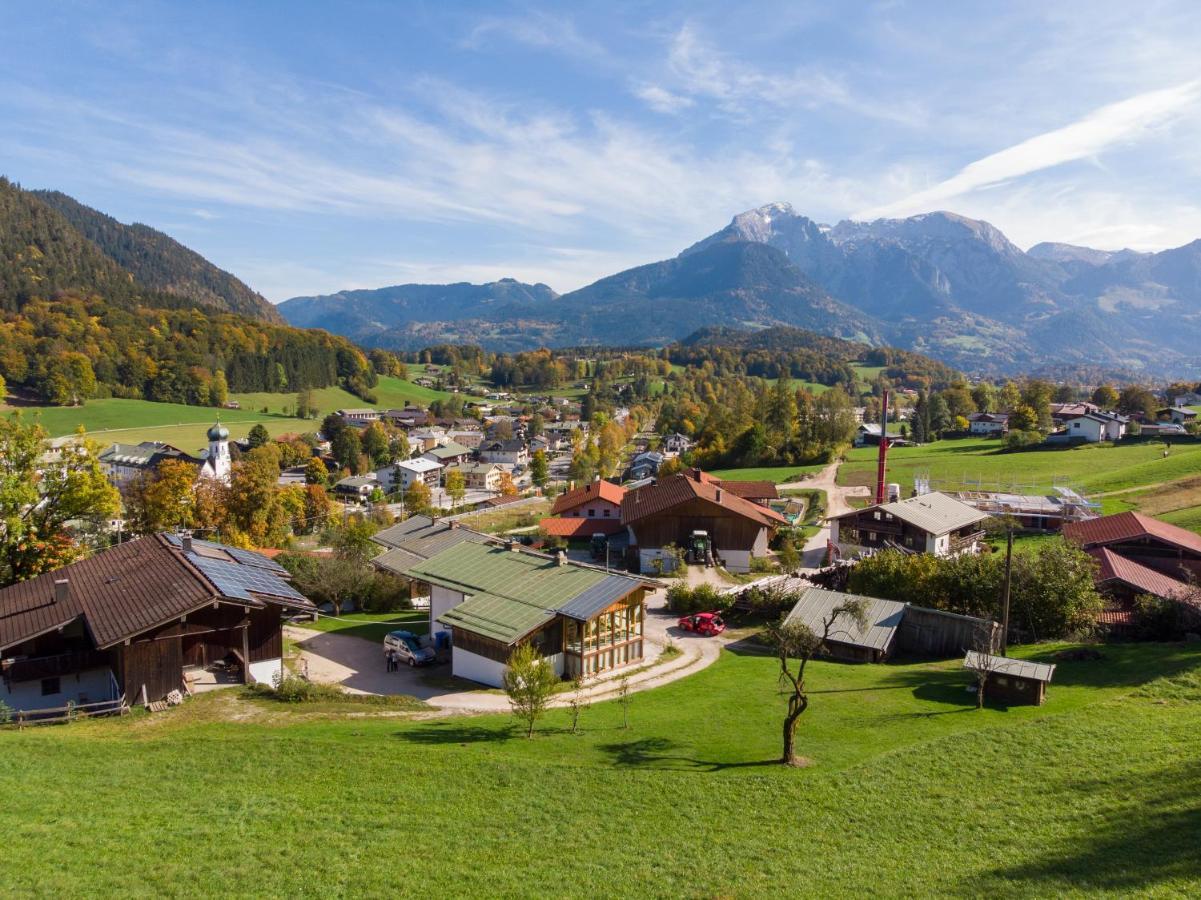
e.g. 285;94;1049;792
200;420;231;483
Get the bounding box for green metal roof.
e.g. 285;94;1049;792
401;542;642;644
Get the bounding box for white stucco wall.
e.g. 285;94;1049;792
544;651;565;678
721;550;752;573
248;658;283;686
638;547;680;574
0;666;116;712
430;585;464;637
452;647;508;688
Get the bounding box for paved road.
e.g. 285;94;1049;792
286;583;727;713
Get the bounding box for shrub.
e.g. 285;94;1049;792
248;674;349;703
1004;429;1044;450
740;585;797;616
0;699;9;725
665;582;729;614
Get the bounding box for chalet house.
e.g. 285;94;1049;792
398;541;652;686
1065;511;1201;587
479;439;529;466
662;433;693;455
337;408;381;426
99;441;199;487
459;462;504;492
0;534;315;713
383;407;429;429
623;450;665;482
333;474;379;501
529;435;552;455
1049;401;1100;423
853;423;903;447
1157;406;1197;426
540;479;628;540
422;441;473;469
392;457;443;491
408;429;447;453
1173;392;1201;408
622;468;788;573
968;412;1009;435
446;429;484;449
830;492;989;559
1061;411;1127;443
964;652;1055;706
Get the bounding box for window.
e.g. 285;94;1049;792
873;511;882;520
41;677;61;697
588;508;595;517
603;508;611;517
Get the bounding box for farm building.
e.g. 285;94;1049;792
337;408;381;426
1157;406;1197;426
964;652;1055;706
396;542;653;686
1064;511;1201;583
949;485;1098;532
622;468;788;573
540;479;627;540
830;492;989;559
371;515;498;635
0;534;315;714
782;587;907;663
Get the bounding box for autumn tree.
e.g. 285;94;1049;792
766;597;867;766
403;479;432;517
211;369;229;407
445;469;466;510
332;428;362;474
361;422;391;469
0;416;120;586
122;458;198;535
497;471;518;497
247;423;270;448
529;449;549;489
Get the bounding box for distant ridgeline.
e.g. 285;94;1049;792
0;177;377;406
668;326;960;390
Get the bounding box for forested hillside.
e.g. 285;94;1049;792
33;189;281;322
0;178;375;406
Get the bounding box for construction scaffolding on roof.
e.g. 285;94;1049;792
914;471;1099;532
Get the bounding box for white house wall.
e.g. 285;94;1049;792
452;647;508;688
430;585;464;637
248;658;283;686
1;666;117;712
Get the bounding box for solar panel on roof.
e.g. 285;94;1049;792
163;533;287;574
188;554;308;603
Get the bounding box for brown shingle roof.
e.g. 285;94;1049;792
0;535;314;652
1064;512;1201;557
539;517;625;538
1089;547;1192;601
718;480;780;501
551;479;627;514
622;470;787;527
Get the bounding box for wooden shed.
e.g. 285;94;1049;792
963;652;1056;706
783;587;908;663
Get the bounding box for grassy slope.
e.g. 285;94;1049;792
3;375;453;450
711;464;829;483
1;643;1198;896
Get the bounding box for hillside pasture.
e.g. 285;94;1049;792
0;642;1198;896
711;464;829;483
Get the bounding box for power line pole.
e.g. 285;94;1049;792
1000;523;1013;655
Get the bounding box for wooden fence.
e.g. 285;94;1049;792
8;695;128;729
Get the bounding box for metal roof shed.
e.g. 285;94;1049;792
783;587;907;663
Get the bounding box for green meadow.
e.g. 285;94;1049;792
0;641;1198;896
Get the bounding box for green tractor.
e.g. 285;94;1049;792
687;530;714;567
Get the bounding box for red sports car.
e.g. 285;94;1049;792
677;611;726;636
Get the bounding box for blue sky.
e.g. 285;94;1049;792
4;1;1201;301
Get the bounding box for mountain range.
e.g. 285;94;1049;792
280;202;1201;376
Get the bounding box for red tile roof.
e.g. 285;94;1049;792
718;480;780;501
622;470;787;527
1097;607;1135;626
538;517;626;538
1064;512;1201;557
551;479;628;515
1088;547;1192;600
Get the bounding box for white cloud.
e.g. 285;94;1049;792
858;80;1201;219
631;83;694;114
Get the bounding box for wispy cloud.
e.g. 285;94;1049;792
631;83;694;114
462;11;610;62
859;80;1201;218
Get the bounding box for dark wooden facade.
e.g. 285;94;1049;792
629;497;765;554
984;671;1049;706
897;607;999;659
836;508;982;554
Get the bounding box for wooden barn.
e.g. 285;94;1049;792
782;586;907;663
622;468;787;573
0;534;315;713
1065;511;1201;583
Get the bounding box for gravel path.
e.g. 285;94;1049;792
776;457;871;570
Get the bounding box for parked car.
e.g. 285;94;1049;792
383;630;436;666
677;611;726;637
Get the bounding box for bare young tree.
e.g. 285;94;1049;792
766;596;867;766
966;623;1004;710
618;674;631;730
567;676;590;735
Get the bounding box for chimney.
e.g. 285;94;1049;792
53;579;69;604
182;535;193;554
556;551;567;566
